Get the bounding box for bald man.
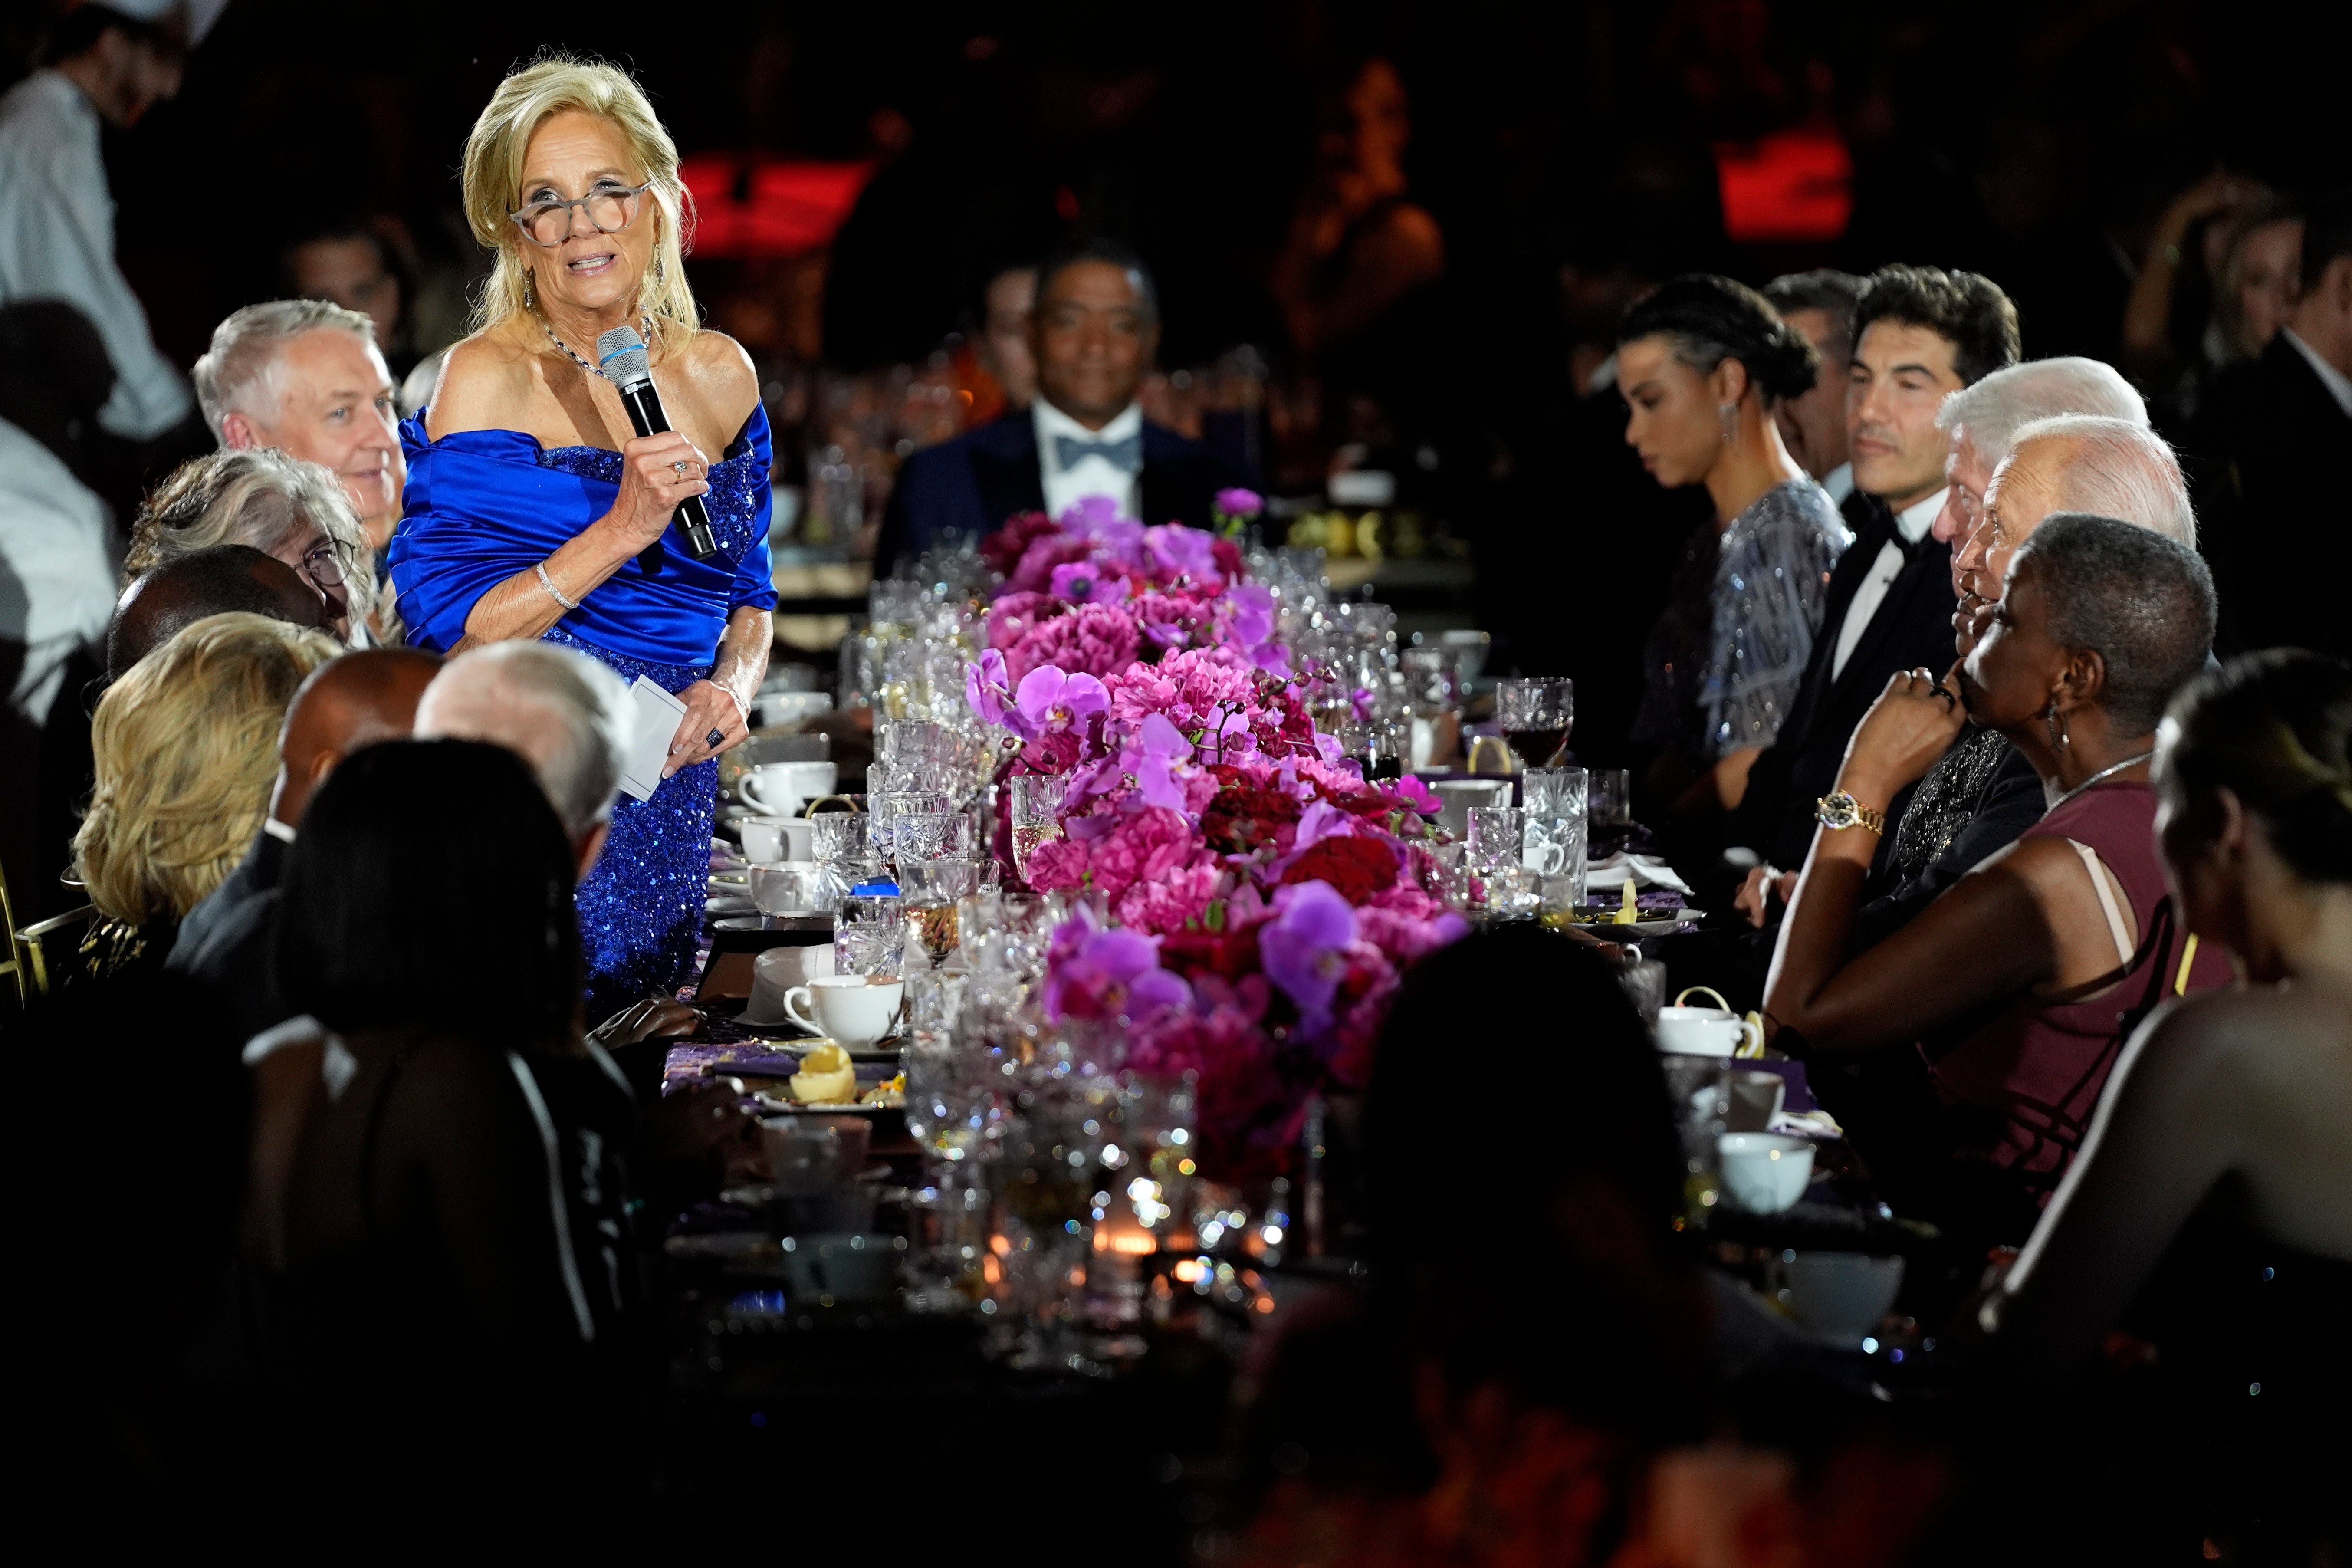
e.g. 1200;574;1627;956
167;647;440;1040
107;543;333;682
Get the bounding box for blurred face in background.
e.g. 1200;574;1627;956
1618;334;1730;490
979;266;1038;409
1847;319;1965;510
2235;218;2304;355
222;329;405;552
1771;306;1849;482
63;26;184;128
289;235;403;348
1032;260;1156;427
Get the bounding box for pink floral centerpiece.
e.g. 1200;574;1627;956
965;500;1465;1180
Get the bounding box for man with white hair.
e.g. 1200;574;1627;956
1954;415;2198;622
0;2;227;443
193;299;406;552
412;640;632;875
1928;357;2148;552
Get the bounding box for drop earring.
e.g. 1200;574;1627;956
523;268;537;310
2044;700;2071;752
1718;403;1737;445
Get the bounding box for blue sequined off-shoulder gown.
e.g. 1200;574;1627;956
387;404;776;1018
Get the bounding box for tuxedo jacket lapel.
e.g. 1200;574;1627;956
1819;540;1957;714
966;416;1047;523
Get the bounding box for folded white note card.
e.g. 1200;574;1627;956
617;675;687;802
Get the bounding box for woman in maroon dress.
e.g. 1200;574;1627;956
1763;513;2230;1244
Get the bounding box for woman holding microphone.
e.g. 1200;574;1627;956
391;55;773;1015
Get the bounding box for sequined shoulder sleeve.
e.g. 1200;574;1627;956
1696;483;1846;757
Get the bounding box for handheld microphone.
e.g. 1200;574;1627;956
595;326;719;563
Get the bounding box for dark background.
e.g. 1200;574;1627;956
11;0;2347;390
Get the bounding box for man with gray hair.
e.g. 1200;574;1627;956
193;299;406;551
1955;415;2198;622
412;640;632;872
1930;357;2148;551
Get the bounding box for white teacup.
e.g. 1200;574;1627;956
1767;1251;1905;1344
1655;1005;1762;1058
781;1232;902;1302
784;973;904;1049
742;943;836;1026
742;760;838;818
1717;1131;1813;1213
740;816;815;865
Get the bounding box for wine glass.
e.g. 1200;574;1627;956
1494;677;1574;769
1008;773;1068;883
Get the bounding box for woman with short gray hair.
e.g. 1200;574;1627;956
1765;513;2234;1248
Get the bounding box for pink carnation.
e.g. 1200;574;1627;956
1002;603;1141;684
1115;857;1226;935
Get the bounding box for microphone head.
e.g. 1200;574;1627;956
595;326;652;390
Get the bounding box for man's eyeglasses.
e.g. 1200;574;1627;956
508;181;654;248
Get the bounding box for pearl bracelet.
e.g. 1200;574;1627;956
535;561;580;611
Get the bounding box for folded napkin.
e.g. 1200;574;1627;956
1583;853;1693;897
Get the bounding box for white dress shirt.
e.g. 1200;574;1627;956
1829;487;1944;682
1034;398;1142;522
0;416;115;724
0;70;195;440
1820;460;1855;507
2282;329;2352;421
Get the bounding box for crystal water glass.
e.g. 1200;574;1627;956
871;789;951;859
1522;766;1587;821
892;811;971;864
1007;773;1068;882
1465;805;1526;869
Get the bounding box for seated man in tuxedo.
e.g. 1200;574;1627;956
876;237;1248;575
165;647;440;1041
1725;265;2019;888
2195;185;2352;658
1762;269;1863;513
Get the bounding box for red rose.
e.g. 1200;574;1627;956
1278;834;1401;905
1201;782;1305;855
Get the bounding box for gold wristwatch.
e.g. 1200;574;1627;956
1815;791;1886;835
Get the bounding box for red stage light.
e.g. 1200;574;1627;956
679;156;875;258
1714;128;1853;244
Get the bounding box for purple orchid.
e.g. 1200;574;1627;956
1213;487;1265;520
965;647;1016;730
1049;561;1129;606
1063;496;1146;559
1393;774;1442;815
1227;583;1276;648
1014;665;1109;737
1120;711;1195;811
1041;915;1192;1022
1258;880;1358;1039
1144;523;1220;584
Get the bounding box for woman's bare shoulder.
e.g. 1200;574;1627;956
424;326;541;440
679;329;759;421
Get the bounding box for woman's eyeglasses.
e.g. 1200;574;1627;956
301;540;347;596
508;180;654;248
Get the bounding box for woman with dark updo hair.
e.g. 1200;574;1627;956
1617;275;1847;815
1978;650;2352;1558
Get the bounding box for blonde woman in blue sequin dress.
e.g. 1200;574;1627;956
390;57;773;1016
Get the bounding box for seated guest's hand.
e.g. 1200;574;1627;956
1839;665;1968;803
1734;866;1800;928
587;997;702;1050
642;1078;757;1198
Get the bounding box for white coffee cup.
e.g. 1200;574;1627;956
781;1232;903;1302
740;817;815;865
742;943;836;1025
742;760;839;818
784;973;904;1049
1767;1251;1905;1344
1716;1131;1813;1213
1655;1005;1762;1058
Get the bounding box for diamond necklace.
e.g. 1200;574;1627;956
534;310;654;382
